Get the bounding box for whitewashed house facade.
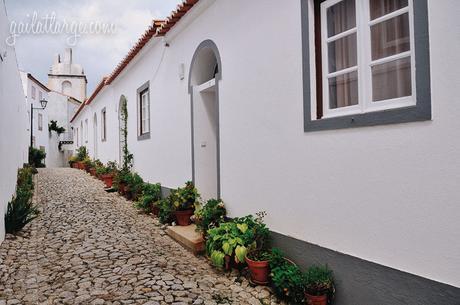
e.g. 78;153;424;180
70;0;460;303
0;0;29;242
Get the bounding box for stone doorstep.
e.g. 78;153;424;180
166;224;204;255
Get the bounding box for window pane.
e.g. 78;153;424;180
371;13;410;60
372;57;411;101
328;71;358;109
370;0;408;20
328;33;357;72
327;0;356;37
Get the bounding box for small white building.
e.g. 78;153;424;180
20;71;82;167
0;0;29;242
70;0;460;304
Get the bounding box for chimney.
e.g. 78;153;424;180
63;48;72;65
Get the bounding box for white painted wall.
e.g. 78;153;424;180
0;0;29;242
71;0;460;287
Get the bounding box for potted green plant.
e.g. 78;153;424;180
157;197;174;224
243;212;271;284
270;248;305;304
114;169;130;195
99;161;118;188
206;213;270;271
303;265;334;305
194;199;227;238
69;156;78;168
89;159;102;177
125;173;144;201
82;157;93;173
75;146;88;170
171;181;199;226
135;183;162;215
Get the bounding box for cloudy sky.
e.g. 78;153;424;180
5;0;182;94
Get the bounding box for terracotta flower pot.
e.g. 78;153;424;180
89;168;97;176
245;255;270;285
151;204;160;216
101;174;114;188
305;293;328;305
77;162;85;170
174;209;194;226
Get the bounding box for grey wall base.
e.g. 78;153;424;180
270;232;460;305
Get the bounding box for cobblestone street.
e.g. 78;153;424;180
0;169;276;305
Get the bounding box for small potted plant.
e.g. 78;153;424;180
244;212;271;284
194;199;227;238
135;183;161;214
99;161;118;188
114;169;130;195
125;173;144;201
75;146;88;170
171;181;199;226
83;157;93;173
270;249;305;304
68;156;78;168
303;265;334;305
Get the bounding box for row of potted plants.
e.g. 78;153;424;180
70;152;336;305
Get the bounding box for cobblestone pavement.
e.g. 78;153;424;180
0;168;279;305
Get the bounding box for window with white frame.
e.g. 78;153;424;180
313;0;417;119
31;86;36;99
38;113;43;131
101;108;107;141
137;81;150;140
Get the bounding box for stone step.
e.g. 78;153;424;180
166;224;204;255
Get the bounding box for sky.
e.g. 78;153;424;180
5;0;182;94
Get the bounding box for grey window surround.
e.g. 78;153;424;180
137;81;151;141
101;107;107;142
301;0;431;132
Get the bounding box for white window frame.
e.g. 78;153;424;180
319;0;416;119
38;113;43;131
85;119;89;143
140;89;150;135
101;108;107;141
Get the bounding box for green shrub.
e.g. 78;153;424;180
270;258;305;304
48;120;65;135
157;197;174;224
126;173;144;200
28;147;46;168
134;182;161;212
170;181;199;211
5;166;39;234
76;146;88;161
194;199;227;236
206;213;270;268
303;265;334;298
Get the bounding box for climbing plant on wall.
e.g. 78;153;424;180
120;96;133;171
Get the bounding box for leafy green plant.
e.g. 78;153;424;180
28;146;46;168
68;155;78;167
271;259;305;304
170;181;199;211
5;166;39;234
195;199;227;236
82;156;93;169
303;265;334;298
76;146;88;161
135;183;161;213
126;173;144;201
157;197;174;224
206;213;270;269
48;120;66;135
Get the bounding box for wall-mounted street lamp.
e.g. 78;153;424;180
30;99;48;147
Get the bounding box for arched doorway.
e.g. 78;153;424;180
118;95;128;166
189;40;222;200
93;113;98;159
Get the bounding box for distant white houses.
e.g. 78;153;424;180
20;49;84;167
0;0;29;242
